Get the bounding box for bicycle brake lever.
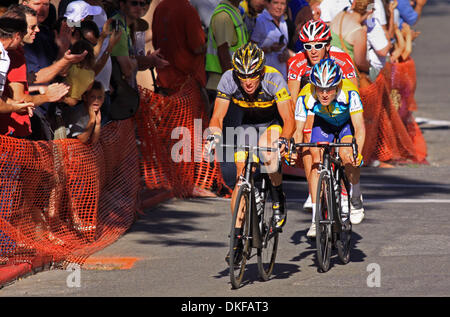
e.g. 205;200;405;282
287;137;295;166
352;137;358;162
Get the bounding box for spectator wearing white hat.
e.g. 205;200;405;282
64;0;102;27
63;0;122;124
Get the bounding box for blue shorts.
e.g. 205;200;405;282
310;116;354;143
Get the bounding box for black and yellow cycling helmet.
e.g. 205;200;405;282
232;42;265;78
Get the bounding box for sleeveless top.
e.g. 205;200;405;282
329;12;364;61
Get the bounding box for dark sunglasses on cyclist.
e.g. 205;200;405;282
303;42;327;51
129;0;147;7
236;72;261;81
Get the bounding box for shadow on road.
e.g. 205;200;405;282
421;0;450;17
361;169;450;200
213;260;301;290
289;229;367;272
130;203;227;248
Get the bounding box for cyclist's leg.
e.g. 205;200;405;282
307;117;334;237
339;123;364;224
339;125;362;192
302;114;314;210
258;124;287;229
230;161;246;226
231;124;260;227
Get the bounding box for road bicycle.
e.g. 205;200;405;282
207;142;282;288
291;136;358;272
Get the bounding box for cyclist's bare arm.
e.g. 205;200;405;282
277;99;296;140
349;111;366;165
288;79;301;112
208;97;230;134
293;119;305;143
289;119;306;163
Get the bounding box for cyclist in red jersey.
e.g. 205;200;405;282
287;19;358;212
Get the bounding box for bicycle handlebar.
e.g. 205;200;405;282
219;144;279;153
289;137;359;164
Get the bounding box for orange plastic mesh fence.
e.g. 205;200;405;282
135;78;226;198
360;60;427;165
0;119;140;268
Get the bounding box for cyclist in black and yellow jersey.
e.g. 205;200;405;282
204;42;295;263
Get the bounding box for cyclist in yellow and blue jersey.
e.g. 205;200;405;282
293;59;366;238
205;42;295;264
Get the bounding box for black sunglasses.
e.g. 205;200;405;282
236;72;262;80
129;1;147;7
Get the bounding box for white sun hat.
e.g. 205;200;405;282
64;0;102;25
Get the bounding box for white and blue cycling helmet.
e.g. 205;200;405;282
310;58;343;88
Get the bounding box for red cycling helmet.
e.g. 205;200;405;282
299;20;331;43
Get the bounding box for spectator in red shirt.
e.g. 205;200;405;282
152;0;206;93
0;12;35;131
2;5;70;138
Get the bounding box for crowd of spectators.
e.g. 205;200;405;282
180;0;426;116
1;0;168;143
1;0;427;142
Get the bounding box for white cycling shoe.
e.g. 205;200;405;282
350;195;365;224
303;194;313;212
306;222;316;238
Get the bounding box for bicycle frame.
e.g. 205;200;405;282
292;137;358;231
221;144;279;249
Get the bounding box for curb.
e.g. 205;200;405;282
0;263;32;288
141;189;173;210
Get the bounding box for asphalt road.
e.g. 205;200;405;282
1;0;450;304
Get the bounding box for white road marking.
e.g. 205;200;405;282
288;198;450;204
282;180;450;189
207;197;450;204
206;181;450;204
415;117;450;127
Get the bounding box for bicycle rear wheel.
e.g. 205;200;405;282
336;175;352;264
229;184;252;289
316;170;333;272
257;193;279;281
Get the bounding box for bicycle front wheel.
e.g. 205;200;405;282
257;194;279;281
229;184;252;289
316;170;333;272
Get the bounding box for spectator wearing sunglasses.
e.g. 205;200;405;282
111;0;167;88
109;0;145;88
287;19;358;213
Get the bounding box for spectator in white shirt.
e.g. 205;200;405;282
365;13;390;80
319;0;353;23
251;0;294;78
